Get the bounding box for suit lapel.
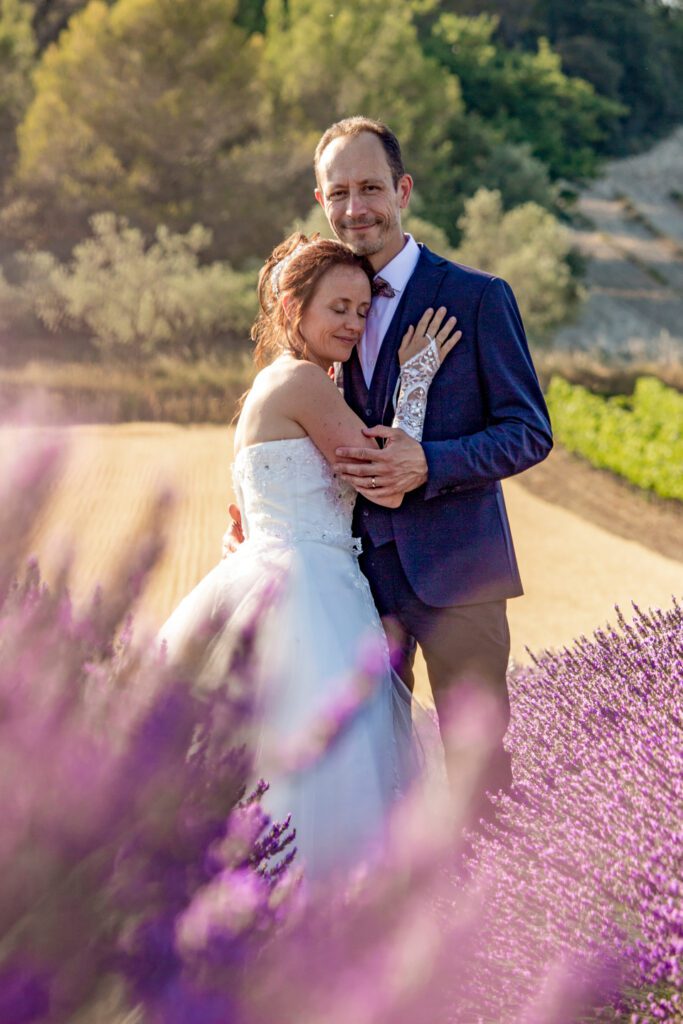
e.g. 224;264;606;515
370;246;449;422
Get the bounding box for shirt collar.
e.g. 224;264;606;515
374;234;420;295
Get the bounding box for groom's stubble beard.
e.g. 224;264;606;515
333;209;400;258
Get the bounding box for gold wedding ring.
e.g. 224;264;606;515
371;477;377;489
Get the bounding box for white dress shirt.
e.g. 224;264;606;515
360;234;421;388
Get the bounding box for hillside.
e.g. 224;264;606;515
553;127;683;366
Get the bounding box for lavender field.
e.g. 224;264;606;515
3;131;683;1018
0;432;680;1024
0;0;682;1017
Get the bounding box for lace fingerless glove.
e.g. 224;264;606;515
391;339;441;441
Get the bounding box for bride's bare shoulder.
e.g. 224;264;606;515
251;354;320;384
241;355;370;465
263;356;339;403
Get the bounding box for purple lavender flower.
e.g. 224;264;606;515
0;427;679;1024
0;962;50;1024
0;441;294;1021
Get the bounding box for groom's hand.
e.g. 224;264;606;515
334;425;428;500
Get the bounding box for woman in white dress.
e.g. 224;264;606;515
159;234;459;880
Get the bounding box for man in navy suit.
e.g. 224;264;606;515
314;117;553;805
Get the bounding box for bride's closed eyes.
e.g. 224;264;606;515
331;304;369;319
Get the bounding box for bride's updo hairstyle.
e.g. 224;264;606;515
251;232;374;367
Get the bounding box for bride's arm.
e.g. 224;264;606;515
283;361;403;509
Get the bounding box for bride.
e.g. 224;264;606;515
159;232;459;880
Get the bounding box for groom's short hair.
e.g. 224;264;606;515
314;117;405;187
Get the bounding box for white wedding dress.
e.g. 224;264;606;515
159;344;446;880
160;437;433;879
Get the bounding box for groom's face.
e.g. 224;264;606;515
315;132;412;270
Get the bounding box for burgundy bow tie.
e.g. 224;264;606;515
373;276;396;299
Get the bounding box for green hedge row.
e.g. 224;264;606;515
546;376;683;502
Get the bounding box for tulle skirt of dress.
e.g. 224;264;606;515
159;533;441;881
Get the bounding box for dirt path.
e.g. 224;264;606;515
5;424;681;705
516;444;683;564
502;451;682;661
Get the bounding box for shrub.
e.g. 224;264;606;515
0;266;30;334
453;188;581;342
14;213;258;359
546;376;683;501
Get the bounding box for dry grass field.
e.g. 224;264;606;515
5;422;681;705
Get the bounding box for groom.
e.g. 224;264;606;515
228;117;552;809
313;117;552;805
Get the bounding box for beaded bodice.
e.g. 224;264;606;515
232;437;360;553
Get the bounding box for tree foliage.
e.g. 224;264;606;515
8;0;626;263
452;188;579;342
0;0;35;190
428;12;624;180
445;0;683;152
261;0;468;235
25;0;104;52
1;0;680;359
15;0;311;262
0;0;34;121
536;0;683;148
11;0;675;266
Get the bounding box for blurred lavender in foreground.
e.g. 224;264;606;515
0;438;295;1023
0;431;679;1023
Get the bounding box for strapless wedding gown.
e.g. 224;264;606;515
159;436;436;880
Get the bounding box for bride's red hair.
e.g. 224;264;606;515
251;232;374;368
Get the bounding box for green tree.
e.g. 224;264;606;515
261;0;468;238
0;0;35;194
235;0;265;34
429;13;624;181
14;0;309;262
533;0;683;148
25;0;105;53
453;0;683;152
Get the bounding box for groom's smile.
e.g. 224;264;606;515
342;219;379;230
342;214;386;233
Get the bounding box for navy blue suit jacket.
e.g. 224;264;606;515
342;245;553;608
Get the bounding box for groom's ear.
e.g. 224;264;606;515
397;174;414;211
314;187;324;209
